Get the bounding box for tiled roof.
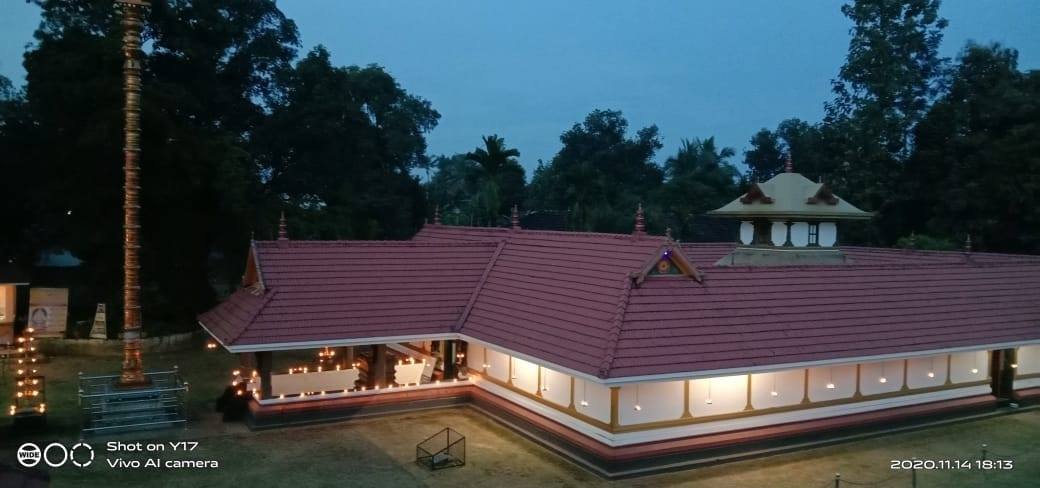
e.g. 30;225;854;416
200;225;1040;380
614;260;1040;377
199;240;499;347
415;225;671;376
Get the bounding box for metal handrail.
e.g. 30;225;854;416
78;367;181;381
78;385;188;399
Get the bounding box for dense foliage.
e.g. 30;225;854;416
0;0;1037;334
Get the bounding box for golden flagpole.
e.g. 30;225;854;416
116;0;151;387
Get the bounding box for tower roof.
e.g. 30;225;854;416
709;172;872;221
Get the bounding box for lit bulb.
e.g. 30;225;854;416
482;364;490;369
927;371;935;378
971;368;979;374
879;377;887;384
633;404;642;411
579;400;589;407
1010;363;1018;369
770;390;779;397
826;382;836;389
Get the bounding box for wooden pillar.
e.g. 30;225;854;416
443;340;458;380
682;380;692;418
345;346;355;367
609;386;620;430
993;349;1016;399
568;377;576;409
853;364;862;398
744;374;754;411
256;351;273;399
801;368;811;404
371;344;387;387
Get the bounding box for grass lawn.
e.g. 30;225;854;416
2;346;1038;487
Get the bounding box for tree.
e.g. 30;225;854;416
465;135;525;225
528;110;663;232
816;0;950;245
903;43;1040;252
743;128;784;181
253;46;439;240
658;138;741;239
826;0;948;158
10;0;300;332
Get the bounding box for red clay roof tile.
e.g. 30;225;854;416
199;225;1040;380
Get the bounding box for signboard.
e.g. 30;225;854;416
28;287;69;338
90;303;108;340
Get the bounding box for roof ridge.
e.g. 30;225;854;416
453;240;507;332
598;276;634;379
255;240;497;247
421;223;670;241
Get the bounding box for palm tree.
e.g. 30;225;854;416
466;135;521;225
660;137;741;238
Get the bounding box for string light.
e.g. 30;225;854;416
878;362;887;383
826;367;836;389
633;384;641;411
971;351;980;374
579;380;589;407
769;372;779;397
927;356;936;378
705;380;713;404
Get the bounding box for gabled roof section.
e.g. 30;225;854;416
199;240;499;349
416;224;679;378
710;172;872;220
631;243;703;284
739;183;774;204
612;259;1040;378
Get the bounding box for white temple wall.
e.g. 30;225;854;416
575;377;611;423
485;348;510;381
619;380;684;426
468;341;1001;438
512;356;539;394
859;360;905;396
751;370;806;408
1014;377;1040;389
950;350;989;383
770;221;787;246
541;366;571;407
789;222;809;247
690;375;747;416
819;222;837;247
906;355;948;389
739;221;754;245
808;365;856;401
466;342;485;371
1017;345;1040;375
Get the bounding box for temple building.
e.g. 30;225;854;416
199;168;1040;477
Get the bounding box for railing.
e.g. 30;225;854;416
78;367;189;435
416;427;465;470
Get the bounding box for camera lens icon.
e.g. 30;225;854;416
17;443;42;467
